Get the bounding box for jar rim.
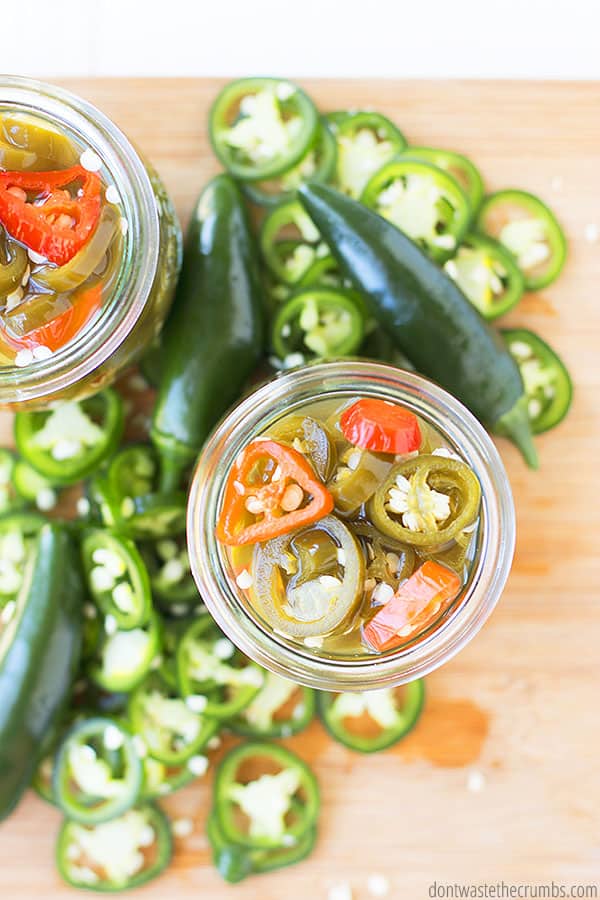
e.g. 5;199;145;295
187;360;516;691
0;75;159;405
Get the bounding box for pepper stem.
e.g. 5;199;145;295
495;399;539;470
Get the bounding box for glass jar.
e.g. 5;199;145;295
187;360;516;692
0;76;182;409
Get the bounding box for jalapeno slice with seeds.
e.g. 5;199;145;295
0;449;25;515
128;673;218;765
0;511;45;609
503;328;573;433
140;535;199;608
477;189;567;290
0;224;28;300
177;616;264;719
214;741;319;850
404;147;484;213
327;110;407;199
81;529;152;630
56;804;172;891
53;717;143;825
260;200;334;285
14;389;124;484
318;680;425;752
209;77;319;182
444;232;524;320
369;454;481;548
271;288;365;361
229;672;315;739
361;158;471;262
242;118;337;208
87;610;161;693
252;514;364;639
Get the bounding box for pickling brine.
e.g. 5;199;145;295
215;395;482;658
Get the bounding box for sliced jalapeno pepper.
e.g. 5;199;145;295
81;529;152;630
328;446;393;516
53;716;143;825
140;535;200;608
361;158;471;262
210;78;319;182
0;114;79;171
141;756;196;800
87;610;161;693
91;445;186;539
252;514;364;639
318;680;425;752
267;414;337;482
11;458;58;511
14;389;124;484
369;454;481;548
477;189;567;290
230;672;315;739
260;200;334;285
0;449;24;515
0;225;28;300
404;147;484;213
327;110;407;199
207;809;317;883
128;673;218;765
271;287;365;361
56;804;172;892
503;328;573;433
0;510;45;609
242;118;337;207
177;616;264;719
352;522;416;591
214;741;320;850
444;232;524;320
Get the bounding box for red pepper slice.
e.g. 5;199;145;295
0;165;103;265
0;283;102;354
340;398;422;455
362;560;461;652
216;439;334;546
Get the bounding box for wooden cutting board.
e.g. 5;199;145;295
1;79;599;899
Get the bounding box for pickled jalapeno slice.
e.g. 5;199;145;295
266;415;337;482
369;454;481;548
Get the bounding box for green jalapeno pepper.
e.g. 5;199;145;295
0;523;83;820
369;454;481;548
151;175;264;492
53;716;143;825
56;804;172;892
14;389;124;484
242;118;337;207
176;616;264;719
214;741;320;850
87;610;161;694
318;679;425;752
298;182;538;467
271;287;365;361
207;808;317;883
229;671;315;739
128;673;218;765
260;199;334;285
503;328;573;433
90;445;186;539
0;114;79;171
444;232;524;320
267;414;337;481
326;110;407;199
404;146;484;213
209;78;319;182
252;514;364;639
477;189;567;290
0;225;28;300
81;529;152;630
361;158;471;262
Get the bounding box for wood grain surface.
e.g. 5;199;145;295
1;79;599;900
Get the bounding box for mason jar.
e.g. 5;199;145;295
187;360;516;692
0;76;181;409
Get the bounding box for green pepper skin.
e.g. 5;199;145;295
0;524;83;820
298;182;538;468
151;175;265;491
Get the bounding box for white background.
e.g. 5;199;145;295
4;0;600;79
